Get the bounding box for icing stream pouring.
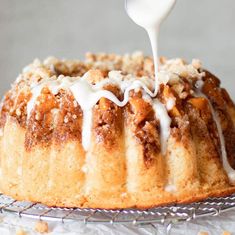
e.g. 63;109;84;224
125;0;176;94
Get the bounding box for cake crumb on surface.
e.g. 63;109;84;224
34;220;49;233
222;231;231;235
16;229;27;235
198;232;209;235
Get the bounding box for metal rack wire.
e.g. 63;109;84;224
0;193;235;225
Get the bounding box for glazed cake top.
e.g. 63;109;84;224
7;52;205;151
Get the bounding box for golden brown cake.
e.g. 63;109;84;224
0;52;235;209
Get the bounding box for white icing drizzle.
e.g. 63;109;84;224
195;81;235;184
70;76;154;150
153;99;171;155
210;104;235;184
27;72;172;152
27;84;45;118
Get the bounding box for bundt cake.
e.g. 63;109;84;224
0;52;235;209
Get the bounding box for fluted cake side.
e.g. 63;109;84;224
0;53;235;209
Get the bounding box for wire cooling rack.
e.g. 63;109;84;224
0;193;235;225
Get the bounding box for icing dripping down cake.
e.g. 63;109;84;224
0;52;235;209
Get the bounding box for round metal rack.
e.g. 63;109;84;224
0;193;235;225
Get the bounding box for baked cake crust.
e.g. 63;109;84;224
0;52;235;209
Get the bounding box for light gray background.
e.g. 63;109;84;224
0;0;234;98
